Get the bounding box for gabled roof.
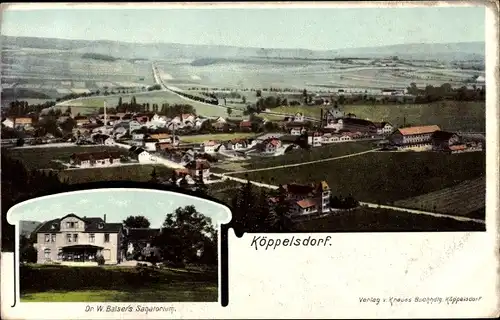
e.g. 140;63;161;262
240;120;252;127
36;214;122;233
398;125;441;136
296;198;318;209
449;144;467;151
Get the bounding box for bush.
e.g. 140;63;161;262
96;255;105;265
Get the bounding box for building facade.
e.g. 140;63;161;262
35;213;123;265
389;125;441;151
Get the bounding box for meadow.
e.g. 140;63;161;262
55;90;243;117
235;151;486;204
58;164;173;184
271;101;486;132
393;177;485;218
5;146;126;170
20;264;217;302
241;140;377;170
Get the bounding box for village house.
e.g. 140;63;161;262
321;133;341;144
70;151;122;168
124;227;161;258
194;117;208;129
74;116;90;127
104;137;115;145
307;132;323;147
373;122;394;135
214;116;226;124
166;121;181;132
389;125;441;151
148;133;170;143
2;117;34;129
326;117;377;134
323;105;345;124
182;113;196;124
225;138;249;151
272;181;331;217
293;112;305;122
132;131;145;141
143;138;159;152
156;141;174;152
201;140;219;154
258;138;282;154
239;120;252;132
128;146;152;163
185;159;211;181
290;127;307;136
129;120;142;132
35;213;123;265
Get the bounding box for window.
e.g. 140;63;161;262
44;248;51;259
66;222;75;229
66;233;72;243
104;233;110;243
45;234;50;242
51;234;56;242
89;234;95;243
73;234;78;243
98;223;104;229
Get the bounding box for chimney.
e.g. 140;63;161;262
103;214;106;223
320;109;324;128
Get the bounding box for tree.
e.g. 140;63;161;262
302;89;308;103
150;168;159;183
256;89;262;98
227;107;233;117
65;106;72;115
242;96;246;104
270;185;294;232
16;138;25;147
118;97;123;108
155;205;216;265
20;234;37;263
123;216;151;228
131;96;137;106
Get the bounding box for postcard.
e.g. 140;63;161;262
1;2;498;319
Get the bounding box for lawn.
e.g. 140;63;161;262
294;207;485;232
242;140;376;170
271;101;486;132
56;90;243;117
4;146;127;170
236;151;486;204
180;132;257;144
58;164;173;184
20;264;217;302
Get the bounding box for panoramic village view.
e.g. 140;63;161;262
0;4;487;301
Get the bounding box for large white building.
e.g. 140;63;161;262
389;125;441;151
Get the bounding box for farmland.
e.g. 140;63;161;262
58;164;173;184
271;101;486;132
55;90;243;117
294;207;485;232
235;151;486;204
393;177;485;218
4;146;127;170
242;140;377;170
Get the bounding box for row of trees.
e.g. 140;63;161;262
5;100;56;117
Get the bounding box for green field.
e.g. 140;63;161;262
294;207;485;232
393;177;485;218
242;141;376;170
180;132;257;143
236;151;486;204
56;90;243;117
5;146;127;170
20;264;217;302
59;164;173;184
272;101;486;132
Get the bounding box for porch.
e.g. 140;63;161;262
59;244;104;263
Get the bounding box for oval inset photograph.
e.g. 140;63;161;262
7;189;231;303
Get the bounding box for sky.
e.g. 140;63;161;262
1;5;485;51
7;189;231;228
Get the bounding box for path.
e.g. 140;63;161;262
222;148;380;175
212;174;485;225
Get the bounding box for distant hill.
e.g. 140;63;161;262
1;35;485;62
20;220;42;238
